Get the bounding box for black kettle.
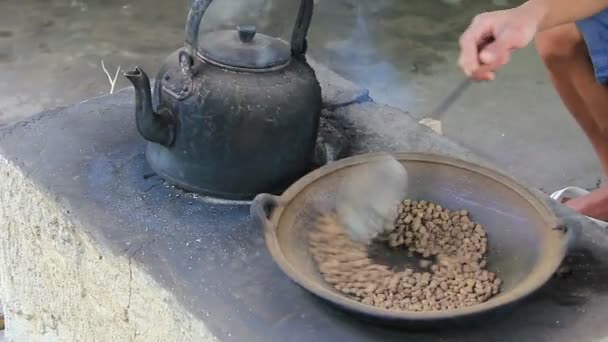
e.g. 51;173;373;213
124;0;322;200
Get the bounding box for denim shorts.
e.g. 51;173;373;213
577;9;608;84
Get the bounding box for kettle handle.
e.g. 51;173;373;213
183;0;313;61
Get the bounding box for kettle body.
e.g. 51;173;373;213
124;0;322;199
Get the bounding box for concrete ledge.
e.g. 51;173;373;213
326;101;481;160
1;63;608;342
0;62;374;341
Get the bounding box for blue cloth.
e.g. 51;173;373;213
577;9;608;84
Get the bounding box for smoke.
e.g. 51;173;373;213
190;0;413;107
322;3;412;110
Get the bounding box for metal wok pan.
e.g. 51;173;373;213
251;152;573;325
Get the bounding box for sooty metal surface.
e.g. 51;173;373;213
123;0;322;200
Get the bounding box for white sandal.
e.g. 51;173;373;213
550;186;608;228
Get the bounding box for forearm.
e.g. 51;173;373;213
519;0;608;31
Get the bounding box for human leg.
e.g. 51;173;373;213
535;22;608;173
535;13;608;220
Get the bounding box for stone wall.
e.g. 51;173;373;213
0;156;216;341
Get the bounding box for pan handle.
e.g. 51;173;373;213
552;217;578;253
251;193;281;233
543;193;580;254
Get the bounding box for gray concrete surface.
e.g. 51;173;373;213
0;0;602;194
0;55;377;341
0;57;607;341
0;1;605;340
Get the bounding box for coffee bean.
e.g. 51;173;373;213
309;201;501;313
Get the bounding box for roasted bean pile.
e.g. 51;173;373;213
309;200;502;312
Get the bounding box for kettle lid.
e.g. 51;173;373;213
197;26;291;70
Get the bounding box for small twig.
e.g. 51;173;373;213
101;60;121;94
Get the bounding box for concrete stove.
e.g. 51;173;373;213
0;61;607;342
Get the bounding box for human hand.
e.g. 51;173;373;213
458;6;542;81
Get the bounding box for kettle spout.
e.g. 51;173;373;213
124;67;174;146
